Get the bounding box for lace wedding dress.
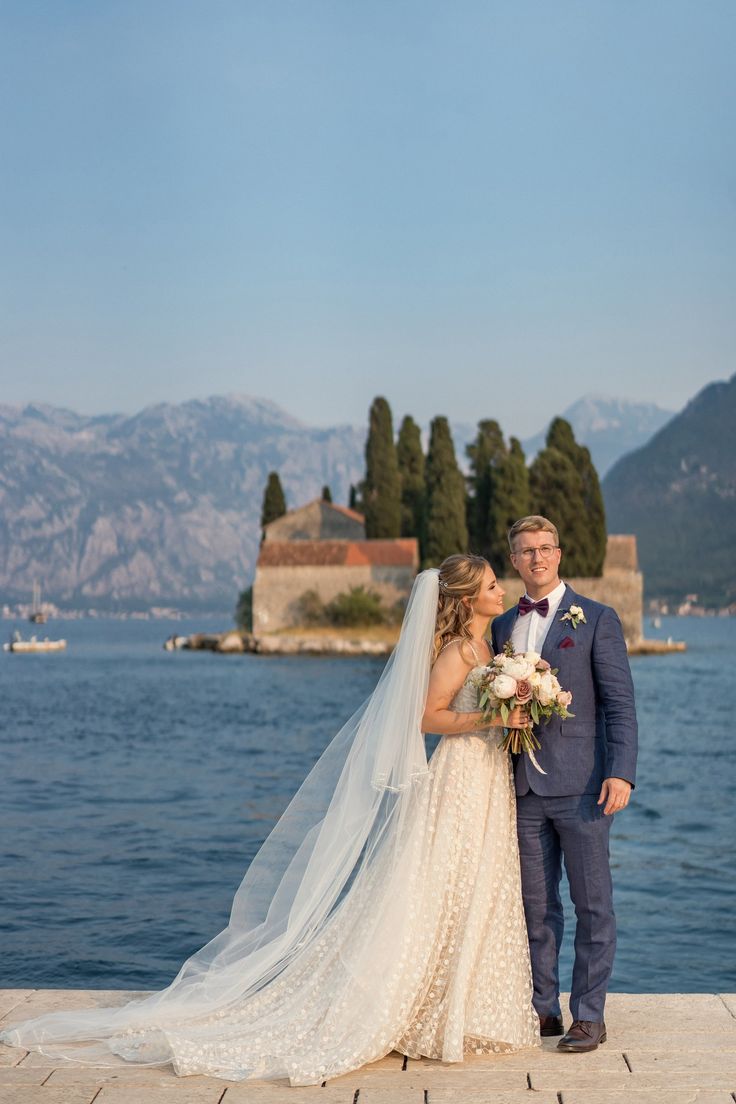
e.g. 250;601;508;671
1;574;539;1085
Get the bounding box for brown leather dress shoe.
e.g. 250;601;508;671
538;1014;564;1037
557;1020;607;1051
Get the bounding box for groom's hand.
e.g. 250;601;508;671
598;777;632;815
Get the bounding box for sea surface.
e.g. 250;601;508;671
1;614;734;993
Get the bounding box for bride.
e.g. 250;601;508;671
1;554;541;1084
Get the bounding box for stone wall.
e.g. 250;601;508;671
254;534;644;644
603;534;638;572
253;564;415;633
497;571;643;646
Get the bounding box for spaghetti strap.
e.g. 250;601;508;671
440;637;487;664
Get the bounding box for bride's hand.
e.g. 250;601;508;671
506;706;530;729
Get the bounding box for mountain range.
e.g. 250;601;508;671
0;391;691;611
0;397;364;611
602;372;736;606
517;395;674;477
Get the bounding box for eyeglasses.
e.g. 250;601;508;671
512;544;559;560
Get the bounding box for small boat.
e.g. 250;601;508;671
4;631;67;654
29;581;48;624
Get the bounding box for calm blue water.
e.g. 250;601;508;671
1;615;734;993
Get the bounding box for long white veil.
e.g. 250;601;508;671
1;568;440;1068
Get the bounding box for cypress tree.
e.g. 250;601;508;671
321;484;332;503
529;418;606;575
466;420;505;555
546;418;607;574
260;471;287;539
424;417;468;565
364;397;401;538
396;415;425;541
486;436;530;571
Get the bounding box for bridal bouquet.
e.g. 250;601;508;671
472;642;574;773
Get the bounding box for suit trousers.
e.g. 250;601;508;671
515;791;616;1023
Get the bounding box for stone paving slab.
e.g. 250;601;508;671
610;1033;736;1051
319;1093;421;1104
0;1066;52;1086
0;989;139;1018
407;1041;627;1071
0;991;735;1102
0;1045;26;1070
0;992;34;1021
410;1094;560;1104
220;1083;369;1103
627;1051;736;1073
561;1093;734;1104
95;1084;226;1103
0;1089;98;1104
597;992;736;1032
43;1065;230;1087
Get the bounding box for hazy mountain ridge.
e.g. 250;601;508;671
602;373;736;604
0;392;679;611
450;396;673;478
518;395;674;476
0;396;364;611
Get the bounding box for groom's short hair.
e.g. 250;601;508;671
507;515;560;550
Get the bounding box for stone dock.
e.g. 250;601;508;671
1;991;734;1103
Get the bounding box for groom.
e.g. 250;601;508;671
491;515;637;1052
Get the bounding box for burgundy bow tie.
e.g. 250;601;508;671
518;595;549;617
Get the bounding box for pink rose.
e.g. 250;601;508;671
557;690;573;707
536;658;551;670
515;679;533;704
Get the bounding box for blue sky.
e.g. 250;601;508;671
1;1;734;436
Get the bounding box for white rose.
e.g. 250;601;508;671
524;650;541;665
528;671;542;689
504;657;535;681
492;674;517;699
570;605;583;617
537;672;557;706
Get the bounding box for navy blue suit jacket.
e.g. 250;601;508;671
491;584;638;797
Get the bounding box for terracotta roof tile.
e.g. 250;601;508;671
258;539;418;568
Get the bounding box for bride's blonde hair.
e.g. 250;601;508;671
433;553;489;663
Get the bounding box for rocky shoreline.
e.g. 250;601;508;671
165;630;685;658
164;630;393;656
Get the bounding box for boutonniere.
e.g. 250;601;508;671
560;604;586;630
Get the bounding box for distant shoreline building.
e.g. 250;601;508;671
253;499;419;634
254;499;642;645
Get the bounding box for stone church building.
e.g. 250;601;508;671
253;499;419;633
253;498;643;646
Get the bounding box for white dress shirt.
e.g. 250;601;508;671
510;579;568;655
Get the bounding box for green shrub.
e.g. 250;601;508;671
325;586;386;627
296;589;327;626
235;585;253;631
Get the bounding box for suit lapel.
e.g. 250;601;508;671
540;583;575;663
492;605;518;652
